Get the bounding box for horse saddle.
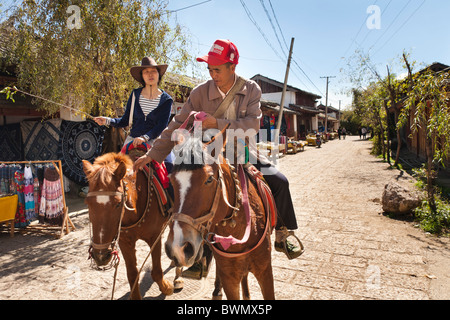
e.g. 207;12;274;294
242;163;277;230
121;142;172;216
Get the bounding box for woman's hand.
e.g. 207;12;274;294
132;136;146;147
93;117;107;126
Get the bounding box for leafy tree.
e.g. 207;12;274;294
2;0;192;119
399;64;450;213
342;49;415;165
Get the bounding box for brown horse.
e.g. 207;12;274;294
164;135;275;300
82;152;179;300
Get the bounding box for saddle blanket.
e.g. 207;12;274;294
243;163;277;229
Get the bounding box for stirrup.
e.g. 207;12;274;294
276;227;305;260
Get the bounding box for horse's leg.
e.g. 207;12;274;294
254;259;275;300
150;237;174;296
212;264;223;300
217;263;242;300
241;274;250;300
120;238;141;300
174;267;184;291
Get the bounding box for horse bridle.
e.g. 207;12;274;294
172;162;239;242
86;179;131;268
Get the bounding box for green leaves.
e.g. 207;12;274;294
0;86;17;103
403;70;450;166
4;0;192;117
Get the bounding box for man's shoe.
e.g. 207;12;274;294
181;256;211;279
274;227;304;260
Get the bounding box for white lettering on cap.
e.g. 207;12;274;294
210;44;224;55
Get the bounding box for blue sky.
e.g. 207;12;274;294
2;0;449;109
167;0;450;109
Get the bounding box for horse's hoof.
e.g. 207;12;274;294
174;278;184;291
212;294;223;300
159;280;174;296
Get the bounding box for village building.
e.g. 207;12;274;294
316;103;341;133
251;74;323;140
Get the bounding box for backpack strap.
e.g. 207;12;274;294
128;91;136;130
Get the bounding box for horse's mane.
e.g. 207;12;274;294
172;135;217;173
86;152;133;186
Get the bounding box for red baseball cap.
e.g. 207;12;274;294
197;39;239;66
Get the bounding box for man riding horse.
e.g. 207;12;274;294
134;39;302;275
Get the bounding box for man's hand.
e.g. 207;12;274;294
201;113;218;129
134;154;152;171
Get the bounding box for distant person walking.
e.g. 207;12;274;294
362;127;367;139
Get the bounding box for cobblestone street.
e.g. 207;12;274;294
0;135;449;300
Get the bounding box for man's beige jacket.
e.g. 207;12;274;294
147;76;262;163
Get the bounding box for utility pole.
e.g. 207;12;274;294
338;100;341;127
320;75;335;133
276;37;294;135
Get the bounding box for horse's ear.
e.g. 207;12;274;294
113;161;128;181
82;160;94;177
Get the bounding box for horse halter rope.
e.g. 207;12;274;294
86;179;133;270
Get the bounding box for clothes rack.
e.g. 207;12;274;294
0;160;75;238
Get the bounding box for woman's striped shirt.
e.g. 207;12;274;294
139;94;161;116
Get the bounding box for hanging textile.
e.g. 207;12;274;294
0;123;23;161
58;120;105;185
39;166;64;226
33;171;41;216
13;169;28;228
23;165;36;223
1;160;71;235
21;119;62;161
0;164;12;194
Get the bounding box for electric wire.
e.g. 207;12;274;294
372;0;426;57
255;0;323;96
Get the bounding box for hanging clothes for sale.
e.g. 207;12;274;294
23;165;36;223
1;160;71;236
13;168;29;228
39;165;64;226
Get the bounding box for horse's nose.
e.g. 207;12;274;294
182;241;195;262
165;241;195;267
92;250;112;266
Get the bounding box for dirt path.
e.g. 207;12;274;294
0;135;448;300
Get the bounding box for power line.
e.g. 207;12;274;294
169;0;212;13
267;0;290;52
370;0;412;50
372;0;426;56
256;0;323;96
239;0;284;62
259;0;287;59
332;0;379;73
358;0;393;48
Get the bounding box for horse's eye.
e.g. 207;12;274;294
205;176;214;185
